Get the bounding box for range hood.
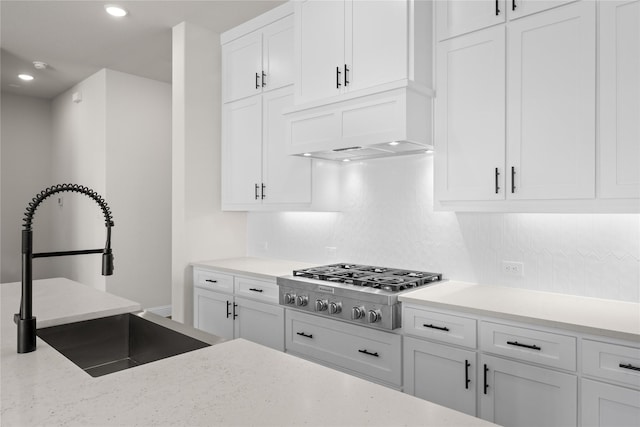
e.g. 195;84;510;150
284;81;434;162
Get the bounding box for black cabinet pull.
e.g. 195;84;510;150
495;168;501;194
511;166;516;193
255;72;260;89
344;64;350;86
423;323;450;332
507;340;541;351
249;288;263;293
484;364;489;394
254;183;259;200
465;360;471;389
205;279;217;283
496;0;501;15
233;302;238;319
358;349;379;357
261;183;266;200
261;71;266;87
296;331;313;339
619;363;640;371
512;0;517;11
226;300;231;318
336;66;342;89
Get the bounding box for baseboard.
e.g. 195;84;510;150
147;305;172;318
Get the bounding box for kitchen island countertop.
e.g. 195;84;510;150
399;280;640;342
1;278;494;426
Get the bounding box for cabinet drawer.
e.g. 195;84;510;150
234;276;278;304
285;310;402;387
583;340;640;389
404;306;477;348
480;321;576;371
193;269;234;293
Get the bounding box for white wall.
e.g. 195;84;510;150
0;93;56;282
105;69;172;308
172;22;247;324
247;155;640;303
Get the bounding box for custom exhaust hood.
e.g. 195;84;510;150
284;81;434;162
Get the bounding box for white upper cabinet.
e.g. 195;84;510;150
223;14;294;103
436;0;507;40
599;0;640;199
507;1;596;200
294;0;424;105
435;26;506;201
507;0;576;20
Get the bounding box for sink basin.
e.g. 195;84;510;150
36;311;225;377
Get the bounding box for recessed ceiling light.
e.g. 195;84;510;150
303;153;311;157
18;74;34;81
388;141;399;146
342;159;351;162
105;5;128;17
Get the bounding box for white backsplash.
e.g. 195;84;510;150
247;155;640;302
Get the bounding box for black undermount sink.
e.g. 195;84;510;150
37;311;225;377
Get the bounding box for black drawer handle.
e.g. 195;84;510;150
226;300;231;318
512;0;517;11
336;66;342;89
249;288;263;293
619;363;640;371
261;71;266;87
495;167;500;194
358;349;379;357
495;0;500;15
423;323;450;332
255;72;260;89
511;166;516;193
465;360;471;389
296;332;313;339
507;340;541;351
484;364;489;394
233;302;238;319
205;279;217;283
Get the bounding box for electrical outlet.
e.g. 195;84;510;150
502;261;524;277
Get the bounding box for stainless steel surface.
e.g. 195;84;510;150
277;263;443;331
36;311;225;377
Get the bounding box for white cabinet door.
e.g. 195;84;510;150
479;354;577;426
222;96;262;206
234;297;284;351
193;287;234;340
346;0;407;93
508;0;576;20
262;15;294;93
581;378;640;427
436;0;507;40
599;0;640;199
404;337;477;416
507;1;595;200
222;31;262;103
435;26;506;201
295;0;345;104
262;87;311;205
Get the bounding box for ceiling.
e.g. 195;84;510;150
0;0;285;99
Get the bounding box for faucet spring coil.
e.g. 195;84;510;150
22;183;114;229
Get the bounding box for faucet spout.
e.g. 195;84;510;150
16;184;115;354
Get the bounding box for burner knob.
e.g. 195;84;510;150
284;293;297;304
329;302;342;314
351;306;365;320
315;299;328;312
295;295;309;307
367;309;382;323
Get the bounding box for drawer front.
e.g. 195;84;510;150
285;310;402;387
193;268;234;293
234;276;278;304
404;306;477;348
480;321;576;371
583;339;640;388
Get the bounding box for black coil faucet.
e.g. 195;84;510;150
16;184;115;353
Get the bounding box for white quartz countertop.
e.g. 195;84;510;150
1;278;493;426
191;256;317;280
399;281;640;342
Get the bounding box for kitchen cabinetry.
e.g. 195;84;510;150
599;0;640;199
436;1;595;204
436;0;506;40
581;339;640;426
193;268;284;351
294;0;417;105
285;309;402;389
222;13;293;103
